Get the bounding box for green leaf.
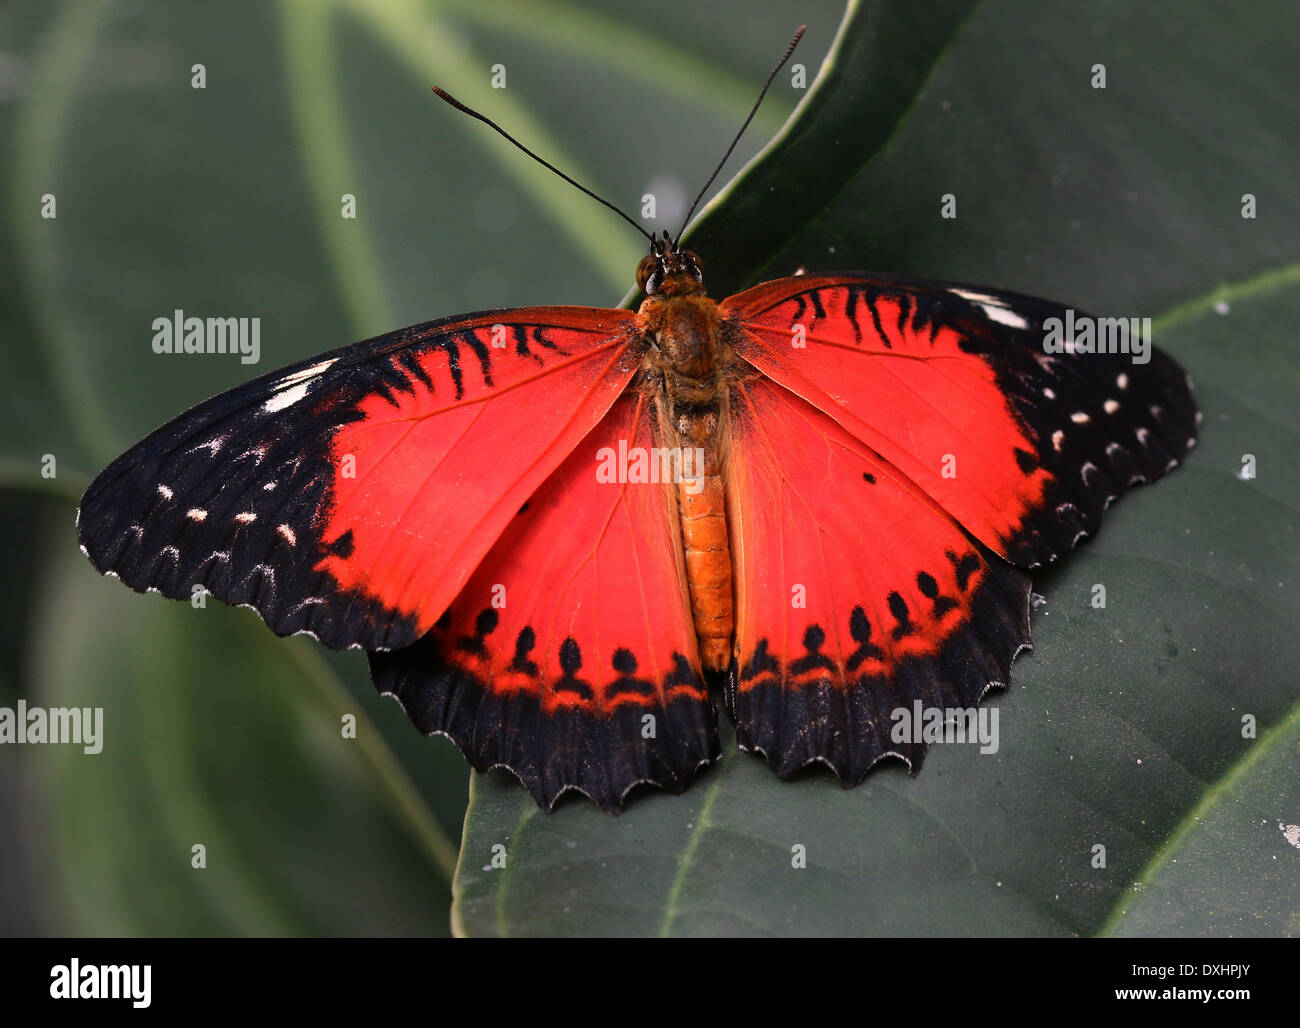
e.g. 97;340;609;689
455;0;1300;936
31;540;458;935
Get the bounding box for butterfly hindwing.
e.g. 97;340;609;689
369;392;718;812
77;306;638;651
722;274;1199;568
724;376;1031;779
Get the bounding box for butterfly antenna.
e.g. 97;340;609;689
432;86;654;244
674;25;805;248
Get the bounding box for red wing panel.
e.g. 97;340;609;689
78;307;638;651
725;376;1031;779
369;392;718;812
722;274;1198;568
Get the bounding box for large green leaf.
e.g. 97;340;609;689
453;0;1300;935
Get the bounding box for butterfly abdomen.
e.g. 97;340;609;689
675;405;733;672
638;292;736;673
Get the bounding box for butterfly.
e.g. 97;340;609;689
77;29;1198;813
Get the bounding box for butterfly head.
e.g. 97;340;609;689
638;233;704;297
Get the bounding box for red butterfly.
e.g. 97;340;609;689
77;30;1197;812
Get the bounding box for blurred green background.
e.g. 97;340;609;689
3;0;1297;938
0;0;844;935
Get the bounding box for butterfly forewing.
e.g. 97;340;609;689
722;274;1199;569
77;307;638;652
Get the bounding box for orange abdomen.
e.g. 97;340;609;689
677;417;733;672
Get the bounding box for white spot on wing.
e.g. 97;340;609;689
1071;411;1090;424
263;382;311;413
157;484;173;500
950;288;1006;307
277;524;297;546
1104;399;1120;414
262;358;338;413
1116;372;1129;390
235;511;257;525
1052;429;1065;451
948;288;1029;328
981;304;1028;329
188;508;207;522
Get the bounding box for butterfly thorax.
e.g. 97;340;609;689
634;286;736;673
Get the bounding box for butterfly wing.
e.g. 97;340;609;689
721;274;1199;568
369;391;717;812
719;273;1197;778
78;307;638;651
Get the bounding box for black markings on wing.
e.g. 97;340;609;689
846;606;883;671
788;625;836;676
514;325;569;363
368;627;718;814
931;284;1200;567
77;352;414;649
509;626;540;676
729;543;1031;783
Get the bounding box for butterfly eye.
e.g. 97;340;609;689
635;255;659;293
